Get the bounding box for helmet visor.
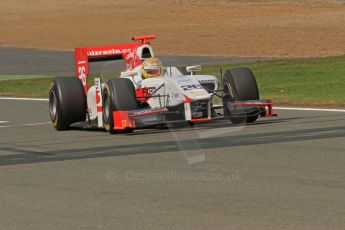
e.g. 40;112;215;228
145;68;161;76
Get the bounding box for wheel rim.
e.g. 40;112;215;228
49;90;57;121
223;82;234;100
103;94;110;124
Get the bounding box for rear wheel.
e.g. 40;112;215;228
102;78;138;134
49;77;86;130
222;67;260;124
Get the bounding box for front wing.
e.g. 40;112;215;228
111;99;277;130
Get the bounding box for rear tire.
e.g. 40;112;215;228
102;78;138;134
49;77;86;130
222;68;260;124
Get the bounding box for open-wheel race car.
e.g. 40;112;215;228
49;35;277;134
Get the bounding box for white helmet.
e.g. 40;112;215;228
142;57;163;78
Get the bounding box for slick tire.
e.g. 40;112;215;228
222;67;260;124
102;78;138;134
49;77;86;130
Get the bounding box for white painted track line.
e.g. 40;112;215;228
0;121;9;127
0;97;48;101
0;122;51;129
274;107;345;113
1;97;345;112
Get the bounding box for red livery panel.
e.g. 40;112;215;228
75;35;156;94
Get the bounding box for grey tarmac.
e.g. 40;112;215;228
0;47;344;230
0;99;345;230
0;47;272;76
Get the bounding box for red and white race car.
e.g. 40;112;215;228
49;35;276;134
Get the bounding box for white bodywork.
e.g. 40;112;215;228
140;75;211;108
87;79;104;127
120;66;218;108
86;43;218;122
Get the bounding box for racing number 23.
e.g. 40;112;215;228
78;66;87;86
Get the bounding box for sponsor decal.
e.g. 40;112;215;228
125;52;134;60
169;92;180;99
78;66;87;86
94;78;103;127
181;84;204;91
87;48;133;56
192;111;203;118
191;100;208;119
191;89;207;96
147;87;156;94
125;51;140;70
177;78;192;85
122;120;128;127
199;79;215;83
95;79;101;105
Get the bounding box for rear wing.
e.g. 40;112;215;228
75;35;155;93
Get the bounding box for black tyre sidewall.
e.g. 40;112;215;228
222;67;260;124
102;84;114;133
49;77;86;130
103;78;137;134
223;67;259;101
49;82;64;130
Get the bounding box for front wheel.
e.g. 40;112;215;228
102;78;138;134
222;67;260;124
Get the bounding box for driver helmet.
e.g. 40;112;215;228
142;57;163;78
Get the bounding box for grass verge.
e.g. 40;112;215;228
201;55;345;107
0;75;108;98
0;56;344;107
0;77;53;97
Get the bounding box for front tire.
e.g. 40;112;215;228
222;67;260;124
49;77;86;130
102;78;138;134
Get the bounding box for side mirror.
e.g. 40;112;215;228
120;71;142;85
120;70;139;78
186;65;202;75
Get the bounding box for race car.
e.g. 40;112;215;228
49;35;276;134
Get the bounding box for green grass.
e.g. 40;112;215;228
0;75;52;81
1;56;345;107
201;55;345;107
0;77;53;97
0;74;111;98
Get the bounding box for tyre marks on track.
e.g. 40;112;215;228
0;122;50;129
0;125;345;167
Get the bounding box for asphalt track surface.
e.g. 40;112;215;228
0;47;271;76
1;48;345;229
